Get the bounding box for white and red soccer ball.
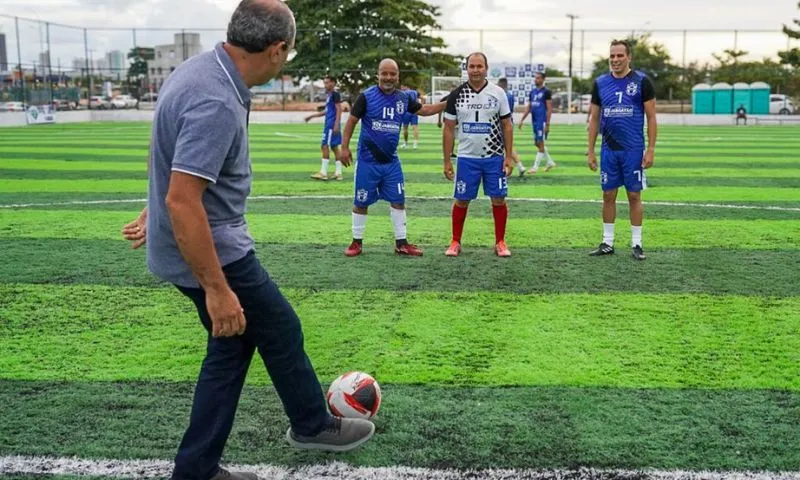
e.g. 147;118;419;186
327;371;382;420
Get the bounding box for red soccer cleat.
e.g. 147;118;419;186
344;241;363;257
395;243;423;256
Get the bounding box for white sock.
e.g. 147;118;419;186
603;223;615;246
352;212;367;240
335;160;342;175
533;152;544;170
544;147;555;165
632;225;642;248
390;207;407;240
413;141;418;148
320;158;329;174
517;162;525;173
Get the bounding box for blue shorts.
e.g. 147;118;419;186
321;127;342;147
354;160;405;207
402;114;419;126
600;148;647;192
532;121;547;143
454;156;508;201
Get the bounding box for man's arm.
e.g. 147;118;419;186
339;93;365;167
502;117;513;157
519;104;531;124
413;100;446;116
166;172;228;293
545;100;553;129
333;91;343;132
304;111;325;122
641;76;657;168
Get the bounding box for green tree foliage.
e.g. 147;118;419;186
126;47;150;96
285;0;461;97
778;1;800;68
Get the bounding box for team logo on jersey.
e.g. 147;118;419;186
456;181;467;195
356;189;369;203
396;100;406;115
626;82;638;96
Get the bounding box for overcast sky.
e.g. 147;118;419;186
1;0;798;75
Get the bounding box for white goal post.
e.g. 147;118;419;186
429;75;574;125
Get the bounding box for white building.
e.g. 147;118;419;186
146;32;202;89
106;50;126;79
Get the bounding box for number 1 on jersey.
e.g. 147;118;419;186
475;111;479;122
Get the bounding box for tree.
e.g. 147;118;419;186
285;0;460;97
126;47;151;97
588;34;685;100
779;1;800;68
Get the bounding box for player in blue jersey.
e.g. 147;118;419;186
305;75;344;180
497;78;526;177
400;84;421;149
587;39;657;261
339;59;447;257
518;72;556;173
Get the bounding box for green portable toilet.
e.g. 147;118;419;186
712;82;733;114
750;81;770;114
732;82;751;114
692;83;714;114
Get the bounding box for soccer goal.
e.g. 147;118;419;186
431;75;574;125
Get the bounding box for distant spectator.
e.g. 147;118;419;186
736;104;748;125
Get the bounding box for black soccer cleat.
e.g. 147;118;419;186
589;242;615;256
632;245;646;261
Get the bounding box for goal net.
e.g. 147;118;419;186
430;74;574;125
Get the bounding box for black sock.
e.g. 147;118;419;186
353;238;363;245
395;238;408;248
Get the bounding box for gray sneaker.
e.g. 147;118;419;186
286;416;375;452
209;467;260;480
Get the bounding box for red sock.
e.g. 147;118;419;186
452;204;468;242
492;203;508;243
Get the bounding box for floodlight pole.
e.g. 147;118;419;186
567;14;578;78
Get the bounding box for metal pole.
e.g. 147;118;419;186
182;29;187;61
479;30;484;51
133;28;137;48
15;17;25;108
681;30;687;82
567;14;578;78
84;28;91;109
579;29;584;78
528;30;533;66
46;22;53;103
734;30;738;50
329;29;333;72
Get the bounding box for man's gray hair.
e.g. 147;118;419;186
227;0;296;53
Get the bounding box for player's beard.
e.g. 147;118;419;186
380;80;397;93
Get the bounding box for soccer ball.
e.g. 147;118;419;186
326;371;382;419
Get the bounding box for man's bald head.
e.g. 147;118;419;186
227;0;296;53
377;58;399;93
378;58;399;73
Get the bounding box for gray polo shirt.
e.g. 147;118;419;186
146;42;254;288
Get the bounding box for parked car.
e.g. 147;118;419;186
115;94;138;108
89;96;111;109
769;94;795;115
1;101;25;112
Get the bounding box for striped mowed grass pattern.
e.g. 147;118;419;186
0;122;799;476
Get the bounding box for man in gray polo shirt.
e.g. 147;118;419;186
121;1;374;479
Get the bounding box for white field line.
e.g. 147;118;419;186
2;455;799;480
1;195;799;212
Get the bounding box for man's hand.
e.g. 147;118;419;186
304;115;312;123
545;124;550;135
443;157;455;181
517;122;524;131
206;286;246;337
642;148;655;169
121;208;147;249
339;147;352;167
437;121;442;128
587;151;598;171
333;124;340;135
503;156;514;177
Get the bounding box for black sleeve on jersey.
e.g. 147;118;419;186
544;89;552;101
641;76;656;102
351;93;367;118
408;98;423;114
445;88;459;116
591;80;601;106
332;91;342;104
439;95;449;103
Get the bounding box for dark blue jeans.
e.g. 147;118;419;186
170;251;329;480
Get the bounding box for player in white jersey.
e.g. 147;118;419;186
442;52;514;257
